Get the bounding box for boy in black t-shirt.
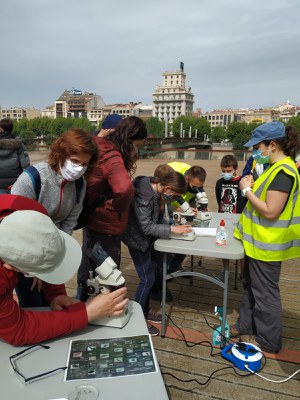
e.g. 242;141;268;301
215;155;247;214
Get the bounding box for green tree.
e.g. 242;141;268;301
146;117;165;137
71;117;94;131
287;115;300;135
172;116;210;140
210;126;227;143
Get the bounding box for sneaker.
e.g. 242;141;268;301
146;309;162;323
147;323;160;336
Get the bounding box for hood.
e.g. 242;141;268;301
0;138;22;151
133;176;157;202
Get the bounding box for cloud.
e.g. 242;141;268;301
1;0;299;111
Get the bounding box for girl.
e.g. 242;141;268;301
122;171;193;336
77;116;147;300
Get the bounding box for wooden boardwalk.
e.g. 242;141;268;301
30;152;300;399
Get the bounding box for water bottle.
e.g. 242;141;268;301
216;219;228;246
212;306;230;346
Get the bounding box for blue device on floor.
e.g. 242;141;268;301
221;342;262;372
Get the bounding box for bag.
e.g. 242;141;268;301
74;194;107;230
24;166;84;203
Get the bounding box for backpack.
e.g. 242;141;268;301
24;165;84;203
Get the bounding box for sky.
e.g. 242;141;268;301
1;0;300;112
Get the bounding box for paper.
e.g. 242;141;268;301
65;334;158;381
193;227;217;236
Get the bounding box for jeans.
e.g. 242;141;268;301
128;246;162;316
15;273;49;308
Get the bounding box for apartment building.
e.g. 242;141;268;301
201;109;243;128
152;63;194;123
0;107;41;121
55;89;105;119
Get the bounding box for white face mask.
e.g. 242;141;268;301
60;159;87;181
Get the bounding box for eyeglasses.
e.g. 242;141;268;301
9;344;67;384
70;159;91;168
69;158;91;168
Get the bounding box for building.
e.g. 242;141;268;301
102;102;142;119
41;105;55;119
201;109;244;128
152;63;194;123
0;107;41;121
55;89;105;119
274;101;298;123
242;108;280;124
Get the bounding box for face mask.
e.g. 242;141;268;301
60;159;87;181
162;193;174;202
252;149;270;164
221;172;233;181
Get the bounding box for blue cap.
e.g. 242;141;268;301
102;114;122;129
244;121;286;147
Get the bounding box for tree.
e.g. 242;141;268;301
172;116;210;140
145;117;165;137
287;115;300;135
210;126;227;143
71;118;94;132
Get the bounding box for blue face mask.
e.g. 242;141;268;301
221;172;233;181
252;149;270;164
162;193;174;202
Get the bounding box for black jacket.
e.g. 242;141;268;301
121;176;170;252
0;131;30;190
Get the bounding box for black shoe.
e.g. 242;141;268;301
146;309;162;323
147;323;160;336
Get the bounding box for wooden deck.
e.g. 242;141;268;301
67;241;300;400
29;152;300;399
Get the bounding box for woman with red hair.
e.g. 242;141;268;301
11;128;98;306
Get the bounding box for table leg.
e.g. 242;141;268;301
190;255;194;284
161;252;167;338
221;259;229;346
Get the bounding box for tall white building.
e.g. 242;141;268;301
152;63;194;123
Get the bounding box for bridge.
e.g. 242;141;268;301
139;137;211;158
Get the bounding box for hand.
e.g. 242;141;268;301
104;199;115;211
50;295;80;311
86;287;128;323
239;175;253;190
171;224;193;235
191;207;198;216
30;277;43;292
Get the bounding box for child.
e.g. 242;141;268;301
215;155;246;280
215;155;247;214
121;171;192;336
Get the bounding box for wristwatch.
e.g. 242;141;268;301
241;187;252;197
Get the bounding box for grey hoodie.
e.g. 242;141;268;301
11;162;86;235
121;176;170;252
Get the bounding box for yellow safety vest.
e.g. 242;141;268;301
234;157;300;261
168;162;195;204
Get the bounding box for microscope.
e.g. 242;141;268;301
86;242;130;328
195;191;212;221
169;196;196;241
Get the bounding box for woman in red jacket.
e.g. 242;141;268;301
77;116;147;300
0;197;128;346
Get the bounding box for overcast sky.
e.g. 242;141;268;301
1;0;300;112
